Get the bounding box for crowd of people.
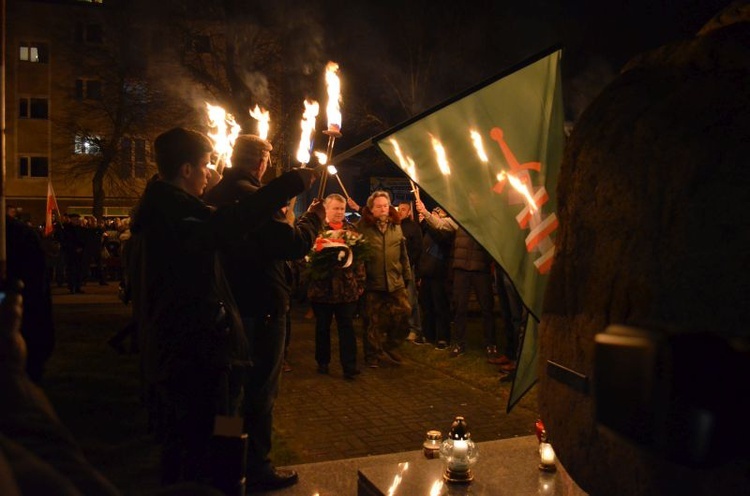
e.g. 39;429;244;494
1;125;527;495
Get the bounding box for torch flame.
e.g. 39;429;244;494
325;61;342;133
296;99;319;165
327;165;338;175
470;129;489;163
498;171;538;212
429;134;451;175
206;102;240;169
249;105;270;140
314;151;328;165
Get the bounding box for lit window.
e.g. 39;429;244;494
75;79;102;100
18;156;49;178
74;134;102;155
19;97;49;119
19;42;49;63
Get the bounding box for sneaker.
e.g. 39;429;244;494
282;361;293;373
376;352;401;367
498;361;517;373
384;349;403;363
246;468;299;491
343;368;361;380
435;340;449;350
366;359;379;368
449;344;465;358
406;332;417;342
487;345;504;364
412;336;427;345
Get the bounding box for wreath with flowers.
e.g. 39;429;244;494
305;228;371;281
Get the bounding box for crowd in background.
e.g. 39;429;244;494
1;127;527;494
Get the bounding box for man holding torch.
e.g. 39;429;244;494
204;134;325;492
129;128;321;489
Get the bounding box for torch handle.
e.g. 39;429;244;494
318;134;338;199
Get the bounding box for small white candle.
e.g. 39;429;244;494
539;442;556;466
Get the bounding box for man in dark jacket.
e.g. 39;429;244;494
203;134;325;492
397;202;423;344
129;128;319;488
417;206;454;349
415;199;505;363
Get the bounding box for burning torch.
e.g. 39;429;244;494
318;61;342;199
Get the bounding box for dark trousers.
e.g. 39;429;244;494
420;276;451;344
65;252;84;292
160;369;223;486
312;301;358;370
452;269;496;347
242;314;286;476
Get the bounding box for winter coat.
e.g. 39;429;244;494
400;217;423;269
203;167;323;318
357;205;412;293
130;172;309;387
417;221;454;279
423;211;493;272
306;221;366;304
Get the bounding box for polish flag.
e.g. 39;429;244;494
44;181;61;236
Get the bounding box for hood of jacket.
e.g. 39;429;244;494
360;205;401;227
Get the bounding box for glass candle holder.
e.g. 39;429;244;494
439;416;479;483
423;430;442;459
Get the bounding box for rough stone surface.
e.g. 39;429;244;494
539;10;750;496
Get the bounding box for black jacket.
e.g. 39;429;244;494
130;171;310;387
203;168;323;318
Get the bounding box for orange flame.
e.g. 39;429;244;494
205;102;240;169
325;61;342;133
296;99;319;164
249;105;270;140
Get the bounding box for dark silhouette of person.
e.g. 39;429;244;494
5;210;55;383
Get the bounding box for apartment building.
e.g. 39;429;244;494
4;0;180;223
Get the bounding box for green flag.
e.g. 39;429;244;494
374;46;565;412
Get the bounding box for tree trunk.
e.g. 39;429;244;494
92;167;106;220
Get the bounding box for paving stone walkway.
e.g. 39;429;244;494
274;304;538;465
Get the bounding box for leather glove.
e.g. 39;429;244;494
307;198;327;222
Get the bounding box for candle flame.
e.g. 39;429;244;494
249;105;270;140
429;134;451;175
325;61;342;133
296;99;319;164
470;129;489;162
205;102;240;169
498;171;538;212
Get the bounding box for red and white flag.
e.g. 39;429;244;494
44;181;61;236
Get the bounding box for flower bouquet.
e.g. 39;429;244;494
305;229;370;281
